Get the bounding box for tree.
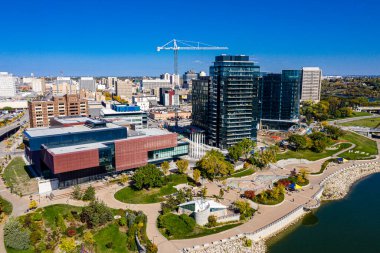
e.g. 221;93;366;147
200;187;207;198
72;185;82;200
312;139;328;153
324;125;344;140
161;161;170;175
132;164;164;190
288;134;307;150
228;144;242;163
251;146;277;169
81;200;113;228
207;215;217;227
234;200;254;220
238;138;256;160
4;218;30;250
119;174;129;184
193;169;201;183
176;159;189;174
219;188;224;198
244;190;255;200
59;237;76;253
29;200;38;210
196;150;234;179
82;185;96;201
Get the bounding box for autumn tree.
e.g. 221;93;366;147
176;159;189;174
161;161;170;175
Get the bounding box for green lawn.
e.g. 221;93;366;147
42;204;82;229
115;174;189;204
0;196;13;214
94;223;129;253
327;111;372;121
311;158;337;175
2;157;37;195
339;117;380;128
230;168;255;178
158;213;242;240
339;131;378;160
276;143;351;161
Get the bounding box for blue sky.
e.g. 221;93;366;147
0;0;379;76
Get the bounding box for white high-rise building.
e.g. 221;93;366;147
23;77;45;95
107;77;117;89
79;77;96;91
0;72;16;97
301;67;322;102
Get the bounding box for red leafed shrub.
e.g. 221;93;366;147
66;228;77;237
277;179;291;187
244;190;255;200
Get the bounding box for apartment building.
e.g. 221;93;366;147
28;94;88;127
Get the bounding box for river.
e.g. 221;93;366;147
268;173;380;253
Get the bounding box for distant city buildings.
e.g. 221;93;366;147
116;79;133;101
23;77;46;95
259;70;302;130
100;103;148;129
79;77;96;92
0;72;16;97
28;94;88;128
301;67;322;102
52;77;77;95
107;77;117;89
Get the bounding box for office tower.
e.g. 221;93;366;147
0;72;16;97
28;94;88;128
53;77;77;95
259;70;302;130
23;77;46;95
183;70;199;89
79;77;96;92
107;77;117;89
192;76;211;129
301;67;322;102
208;55;260;149
116;79;133;101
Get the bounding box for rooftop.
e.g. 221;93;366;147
178;199;227;212
25;122;124;138
52;116;90;124
101;108;144;115
48;142;107;155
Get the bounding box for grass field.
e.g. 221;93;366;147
327;111;372;121
276;143;351;161
2;157;37;195
230;168;255;178
94;223;129;253
339;131;378;160
339;117;380;128
158;213;242;240
115;174;189;204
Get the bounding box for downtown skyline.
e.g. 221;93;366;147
1;0;379;76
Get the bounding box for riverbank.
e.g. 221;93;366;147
182;161;380;253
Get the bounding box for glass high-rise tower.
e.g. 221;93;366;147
207;55;260;149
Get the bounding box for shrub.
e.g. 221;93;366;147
32;212;43;221
244;190;255;200
4;218;30;250
207;215;217;227
72;185;82;200
106;242;113;249
81;200;113;228
234;200;255;220
118;217;127;226
66;227;77;237
82;185;96;201
30;230;43;244
244;238;252;247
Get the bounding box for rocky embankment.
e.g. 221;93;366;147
186;238;266;253
322;162;380;200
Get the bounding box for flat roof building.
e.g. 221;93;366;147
23;118;189;187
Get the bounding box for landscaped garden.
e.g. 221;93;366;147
339;116;380;128
115;164;193;204
249;184;286;205
2;157;38;196
157;213;242;240
4;202;156;253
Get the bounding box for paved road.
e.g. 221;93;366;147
0;111;28;137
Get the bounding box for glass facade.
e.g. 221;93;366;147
192;76;211;129
148;142;189;162
259;70;301;130
208;55;260;149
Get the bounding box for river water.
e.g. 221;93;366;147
268;173;380;253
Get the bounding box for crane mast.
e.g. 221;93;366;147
157;39;228;127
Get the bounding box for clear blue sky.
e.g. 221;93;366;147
1;0;379;76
